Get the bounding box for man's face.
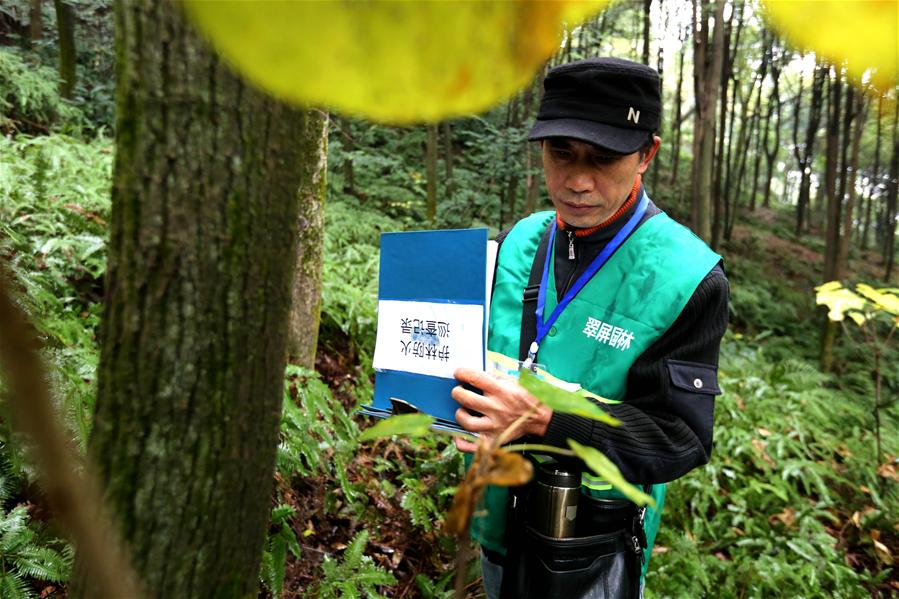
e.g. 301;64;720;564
541;137;659;228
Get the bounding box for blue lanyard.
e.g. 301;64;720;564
524;191;649;367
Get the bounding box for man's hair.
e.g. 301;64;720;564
638;133;656;160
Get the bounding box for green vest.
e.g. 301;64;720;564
471;207;721;576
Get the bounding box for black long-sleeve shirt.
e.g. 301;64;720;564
509;193;729;485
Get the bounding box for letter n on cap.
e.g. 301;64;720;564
627;106;640;124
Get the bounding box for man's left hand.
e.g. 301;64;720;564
451;367;553;453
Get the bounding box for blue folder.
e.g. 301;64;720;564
361;228;490;433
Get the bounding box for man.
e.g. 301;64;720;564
451;57;728;598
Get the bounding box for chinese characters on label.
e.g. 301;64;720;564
582;317;634;351
399;318;451;362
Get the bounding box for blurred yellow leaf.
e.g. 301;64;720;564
815;281;866;322
856;284;899;316
762;0;898;91
183;0;608;124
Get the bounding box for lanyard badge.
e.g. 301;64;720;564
522;192;649;370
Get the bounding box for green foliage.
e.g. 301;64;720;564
319;201;398;372
646;336;898;598
359;413;435;441
310;530;397;599
278;366;361;507
519;369;620;425
0;49;82;134
0;506;72;599
259;504;302;599
0;133;111;451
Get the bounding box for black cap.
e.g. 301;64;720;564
528;57;661;155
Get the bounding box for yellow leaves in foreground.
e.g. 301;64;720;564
182;0;608;124
815;281;899;327
763;0;898;90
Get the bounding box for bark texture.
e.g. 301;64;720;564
71;1;309;597
54;0;76;98
287;110;329;368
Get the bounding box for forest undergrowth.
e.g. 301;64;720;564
0;66;897;599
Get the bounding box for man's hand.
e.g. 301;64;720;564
452;367;553;453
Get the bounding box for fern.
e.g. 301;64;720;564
0;49;82;133
259;505;302;599
278;366;362;507
0;506;71;599
312;530;396;599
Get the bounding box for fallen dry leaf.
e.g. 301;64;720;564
877;462;899;481
757;427;773;437
770;507;796;528
751;438;776;467
873;538;894;566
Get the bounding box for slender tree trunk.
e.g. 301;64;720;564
710;9;731;249
642;0;652;65
748;33;771;212
837;91;868;277
794;65;825;236
651;0;665;191
524;144;541;215
762;57;782;210
426;123;438;226
884;99;899;281
287;111;329;368
70;1;312;596
669;36;686;186
862;96;883;251
443;121;454;203
30;0;42;43
821;66;843;372
823;68;843;280
54;0;76;99
690;0;726;242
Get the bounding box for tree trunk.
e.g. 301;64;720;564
650;0;664;191
426;123;438;226
690;0;726;242
837;90;867;277
30;0;42;43
748;34;772;213
669;35;686;187
70;1;311;597
287;111;329;368
861;96;883;251
443;120;454;203
820;66;843;373
884;99;899;281
524;144;541;215
823;67;843;281
54;0;76;99
642;0;652;65
794;64;825;236
762;56;782;210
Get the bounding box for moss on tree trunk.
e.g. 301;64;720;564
287;110;328;368
70;1;310;597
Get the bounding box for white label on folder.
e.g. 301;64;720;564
373;300;484;379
